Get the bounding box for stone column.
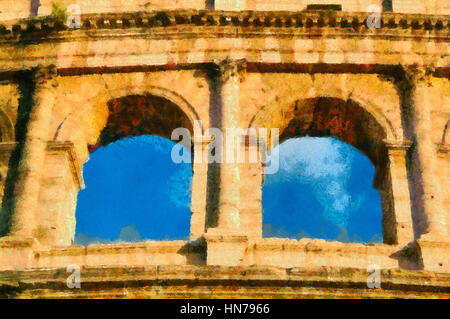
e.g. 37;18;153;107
10;65;58;239
204;59;248;266
210;59;246;232
406;66;447;240
404;65;449;271
216;60;244;232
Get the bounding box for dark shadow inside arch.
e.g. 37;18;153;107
262;97;387;244
74;94;194;245
279;97;388;187
89;94;193;152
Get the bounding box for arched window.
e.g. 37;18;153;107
258;97;389;244
74;94;194;245
262;136;382;243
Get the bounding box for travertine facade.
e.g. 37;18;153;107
0;0;448;298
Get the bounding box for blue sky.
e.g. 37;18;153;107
262;137;382;243
74;135;192;245
74;135;382;245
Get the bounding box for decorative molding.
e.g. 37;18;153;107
384;140;450;154
384;139;412;150
0;141;17;153
402;64;436;84
0;236;35;248
251;238;397;254
203;233;248;243
46;141;85;190
210;58;247;84
85;240;190;255
1;265;448;298
437;143;450;154
0;10;449;41
384;140;450;155
34;64;57;83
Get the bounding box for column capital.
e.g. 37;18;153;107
34;64;58;87
402;64;435;85
384;139;412;150
208;58;247;84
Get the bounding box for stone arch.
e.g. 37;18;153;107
248;94;398;146
99;85;203;135
87;93;195;153
71;84;204;245
250;96;389;185
344;95;398;143
52;80;206;167
248;95;407;245
249;96;390;174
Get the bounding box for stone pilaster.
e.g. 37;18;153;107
10;65;58;240
189;137;210;240
204;59;248;266
404;65;447;241
402;65;449;271
38;141;83;246
209;58;246;233
384;141;414;246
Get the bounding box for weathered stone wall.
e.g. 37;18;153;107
1;265;449;299
0;3;448;298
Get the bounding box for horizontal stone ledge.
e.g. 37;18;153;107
0;236;35;248
0;265;448;293
37;240;198;256
249;238;399;254
0;10;449;40
1;64;448;81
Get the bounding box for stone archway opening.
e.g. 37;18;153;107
259;97;395;244
262;136;383;243
74;94;194;245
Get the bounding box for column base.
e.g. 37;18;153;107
415;237;450;272
204;229;248;266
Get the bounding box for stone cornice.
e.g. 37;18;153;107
0;265;448;298
0;10;449;42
